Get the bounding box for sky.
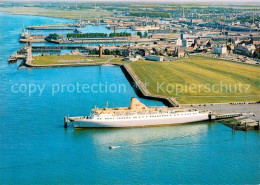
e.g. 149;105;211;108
6;0;260;2
3;0;260;5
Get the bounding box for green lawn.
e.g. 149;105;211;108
32;55;111;65
1;7;113;20
128;56;260;104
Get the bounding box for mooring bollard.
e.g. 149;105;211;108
208;114;212;121
244;122;248;131
64;116;68;128
232;124;235;134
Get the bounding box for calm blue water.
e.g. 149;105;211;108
0;12;260;184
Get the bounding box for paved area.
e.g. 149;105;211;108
183;103;260;121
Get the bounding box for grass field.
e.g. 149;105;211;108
128;56;260;104
32;55;260;104
1;7;113;20
32;55;112;65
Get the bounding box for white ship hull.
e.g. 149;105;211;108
70;112;209;128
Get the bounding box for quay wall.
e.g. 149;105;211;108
120;64;179;107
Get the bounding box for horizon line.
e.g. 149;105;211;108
2;0;260;3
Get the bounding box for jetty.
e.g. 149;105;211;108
32;45;86;52
221;117;260;131
31;45;132;54
27;24;74;30
213;113;243;120
49;37;159;44
209;112;260;131
8;53;25;63
28;27;74;30
53;38;130;44
8;45;29;63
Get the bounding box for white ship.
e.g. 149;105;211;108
68;98;210;129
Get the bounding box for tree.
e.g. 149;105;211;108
109;33;131;37
48;33;59;39
137;32;142;38
122;50;128;57
144;31;148;38
115;49;121;56
66;33;108;38
227;45;231;51
253;51;260;59
104;49;111;55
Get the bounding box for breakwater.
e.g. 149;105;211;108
55;39;130;44
32;46;86;52
27;24;74;30
50;37;159;44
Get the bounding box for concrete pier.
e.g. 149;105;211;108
224;118;259;131
8;45;29;63
215;113;243;119
8;53;25;63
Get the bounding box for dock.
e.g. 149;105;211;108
31;45;86;52
221;117;260;131
214;113;243;120
27;24;74;30
54;38;131;44
49;37;159;44
208;112;259;131
8;53;25;63
8;44;28;63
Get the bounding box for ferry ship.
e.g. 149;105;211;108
68;98;210;128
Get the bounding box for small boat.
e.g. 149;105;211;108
109;146;120;149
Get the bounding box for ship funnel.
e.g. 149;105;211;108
129;98;146;110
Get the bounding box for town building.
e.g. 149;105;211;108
231;38;240;45
124;57;138;62
174;48;185;58
213;45;227;55
145;55;164;61
250;37;260;45
182;38;194;48
234;44;256;57
175;37;182;47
